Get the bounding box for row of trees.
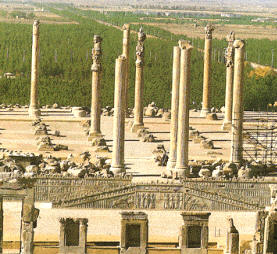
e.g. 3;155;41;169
0;5;275;110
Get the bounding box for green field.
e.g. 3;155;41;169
0;4;276;110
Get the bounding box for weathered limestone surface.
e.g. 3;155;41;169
222;32;235;131
231;40;245;165
88;35;103;140
29;20;41;118
175;40;193;178
0;196;2;254
201;24;214;117
252;211;268;254
167;46;181;172
120;212;148;254
59;217;88;254
132;28;146;133
225;218;239;254
179;212;211;254
110;56;127;175
263;205;277;254
122;24;130;116
21;187;39;254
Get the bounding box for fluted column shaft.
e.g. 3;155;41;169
29;20;41;117
0;196;2;253
201;25;214;117
132;28;146;132
231;40;245;165
110;56;127;175
175;41;193;177
167;46;181;171
89;35;102;139
122;24;130;115
223;32;235;130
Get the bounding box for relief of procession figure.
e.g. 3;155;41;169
136;193;156;209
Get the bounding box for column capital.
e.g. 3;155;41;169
178;40;193;51
122;23;130;31
225;47;234;67
205;24;214;39
138;27;146;43
233;39;245;50
91;35;102;72
226;31;235;45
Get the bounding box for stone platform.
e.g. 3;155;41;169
0;108;275;181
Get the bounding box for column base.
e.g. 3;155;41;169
167;159;176;171
161;162;175;178
163;159;176;178
174;166;189;179
88;131;103;141
110;165;125;176
28;107;41;118
200;108;210;117
221;121;232;131
131;123;144;133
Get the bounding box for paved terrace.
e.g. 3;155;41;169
0;108;275;181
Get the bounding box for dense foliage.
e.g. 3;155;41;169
0;6;276;110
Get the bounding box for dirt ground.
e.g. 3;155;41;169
137;22;277;40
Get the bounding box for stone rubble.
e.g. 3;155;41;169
0;151;113;178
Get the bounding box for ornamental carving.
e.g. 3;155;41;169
136;27;146;68
205;24;214;39
91;35;102;72
225;31;235;67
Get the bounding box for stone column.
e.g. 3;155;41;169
230;40;245;165
29;20;41;117
167;46;181;172
131;28;146;133
79;218;88;251
201;24;214;117
88;35;103;140
0;196;3;253
222;32;235;130
21;187;39;254
110;56;127;175
225;218;239;254
175;40;193;178
59;218;66;249
122;24;130;116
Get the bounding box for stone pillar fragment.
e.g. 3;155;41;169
230;40;245;165
222;32;235;130
225;218;239;254
110;56;127;175
175;40;193;178
122;24;130;116
21;187;39;254
29;20;41;117
263;204;277;254
131;28;146;133
252;211;268;254
167;46;181;172
0;196;3;253
201;24;214;117
88;35;103;140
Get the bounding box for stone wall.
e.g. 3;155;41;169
30;177;276;211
